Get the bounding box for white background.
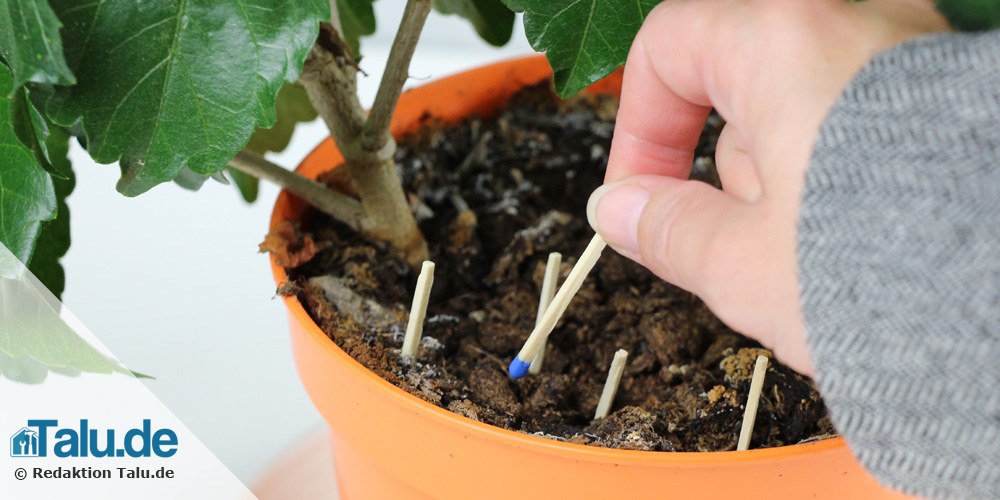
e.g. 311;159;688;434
61;4;534;486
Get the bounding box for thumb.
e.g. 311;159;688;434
586;175;744;294
587;175;813;376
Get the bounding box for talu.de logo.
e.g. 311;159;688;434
10;420;177;458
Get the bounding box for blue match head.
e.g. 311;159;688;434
508;357;531;379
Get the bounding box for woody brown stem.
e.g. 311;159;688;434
299;19;429;267
229;151;362;231
361;0;432;155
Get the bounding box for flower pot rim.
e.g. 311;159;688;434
270;54;846;466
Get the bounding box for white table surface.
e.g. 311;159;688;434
251;428;338;500
61;3;534;488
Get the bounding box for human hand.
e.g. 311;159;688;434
587;0;948;376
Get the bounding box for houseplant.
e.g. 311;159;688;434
0;0;521;377
1;0;996;497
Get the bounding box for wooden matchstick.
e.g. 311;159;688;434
529;252;562;375
595;349;629;419
401;261;435;360
509;234;608;378
737;355;770;451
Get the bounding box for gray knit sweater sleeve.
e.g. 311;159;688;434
798;31;1000;499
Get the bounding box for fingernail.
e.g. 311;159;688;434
587;183;649;256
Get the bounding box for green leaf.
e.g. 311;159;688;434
0;0;76;88
337;0;376;58
10;85;70;179
936;0;1000;31
504;0;658;96
5;69;71;300
435;0;515;47
0;62;55;271
246;82;318;155
0;350;48;383
46;0;329;196
171;166;227;191
226;167;259;203
235;82;316;204
1;243;136;384
11;86;50;163
27;126;72;299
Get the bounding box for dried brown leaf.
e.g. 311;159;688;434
260;221;322;268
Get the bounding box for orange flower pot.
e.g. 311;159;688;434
271;56;906;499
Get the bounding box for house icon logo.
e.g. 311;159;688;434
11;427;39;457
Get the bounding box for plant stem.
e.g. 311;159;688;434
300;24;366;149
361;0;432;154
299;16;430;268
229;151;362;231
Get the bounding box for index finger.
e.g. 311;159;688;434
605;8;712;183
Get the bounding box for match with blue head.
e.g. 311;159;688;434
508;356;531;379
506;236;609;380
